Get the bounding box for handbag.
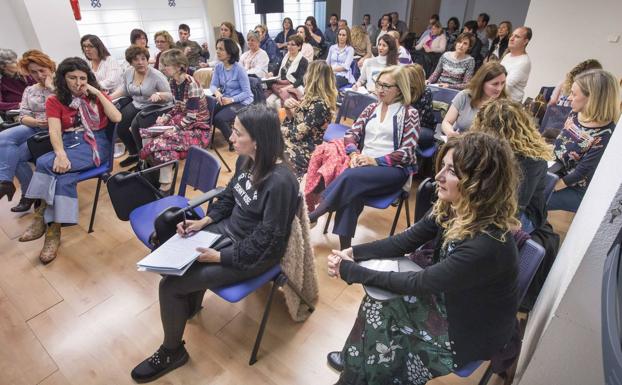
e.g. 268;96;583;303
27;132;53;161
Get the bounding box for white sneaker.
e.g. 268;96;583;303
114;142;126;158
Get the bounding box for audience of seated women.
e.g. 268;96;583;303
442;61;507;136
548;59;602;107
352;34;398;94
0;49;34;116
548;69;620;213
326;132;520;385
350;26;373;68
426;33;475;90
472;99;552;233
0;50;55;212
305;16;325;57
80;34;123;93
308;65;420;249
20;57;121;264
486;21;511;62
152;31;175;70
283;60;337;179
254;24;280;65
209;38;253;151
326;27;355;88
387;30;412;64
239;31;270;79
140;49;211;193
131;104;299;384
295;25;316;63
275;17;296;50
404;64;436;148
109;45;173;168
268;35;309;108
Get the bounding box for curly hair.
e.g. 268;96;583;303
471;99;552;160
18;49;56;74
302;60;337;118
432;132;520;247
54;57;101;106
561;59;602;96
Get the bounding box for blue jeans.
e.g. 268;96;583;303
547;186;585;213
0;124;43;190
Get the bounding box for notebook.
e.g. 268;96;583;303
146;125;174;134
358;258;422;300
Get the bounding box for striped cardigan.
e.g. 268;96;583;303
344;102;420;173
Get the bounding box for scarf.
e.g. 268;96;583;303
69;95;102;166
279;51;304;84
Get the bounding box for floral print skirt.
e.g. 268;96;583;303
337;294;455;385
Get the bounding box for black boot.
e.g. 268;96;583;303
10;196;36;212
327;351;344;372
131;341;189;383
120;154;139;167
0;180;16;201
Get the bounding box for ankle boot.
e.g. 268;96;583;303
19;201;47;242
10;196;36;213
0;180;16;201
39;223;61;264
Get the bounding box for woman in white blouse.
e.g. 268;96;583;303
80;34;123;93
296;25;316;63
239;31;270;78
352;34;398;94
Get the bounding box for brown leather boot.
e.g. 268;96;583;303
19;201;47;242
39;223;61;264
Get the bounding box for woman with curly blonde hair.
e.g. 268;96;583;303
472;98;552;232
326;132;520;384
282;60;337;178
350;25;372;67
548;59;602;106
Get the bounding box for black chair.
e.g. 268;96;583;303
206;95;232;172
414;177;436;223
539;105;572;133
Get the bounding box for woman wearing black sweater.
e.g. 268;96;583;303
472;99;552;233
326;132;520;384
131;104;299;383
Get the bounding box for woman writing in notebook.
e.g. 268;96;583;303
131;104;299;383
325;132;520;385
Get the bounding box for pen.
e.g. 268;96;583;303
182;210;187;234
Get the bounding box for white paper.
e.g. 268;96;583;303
547;160;556;168
358;258;422;300
261;76;279;82
359;259;399;272
137;231;221;271
146;125;174;133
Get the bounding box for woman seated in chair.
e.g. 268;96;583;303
412;21;447;75
351;34;398;95
152;31;175;70
130;104;299;383
295;25;316;63
283;60;337;179
404;64;436;149
326;132;519;385
80;34;123;93
239;31;270;79
426;33;475;90
472;99;552;233
140;49;211;194
0;48;35;117
0;50;55;212
308;65;420;249
267;35;309;108
547;69;619;213
326;26;355;89
350;26;373;69
209;38;253;151
20;57;121;264
441;62;507;137
109;45;173;168
387;30;412;65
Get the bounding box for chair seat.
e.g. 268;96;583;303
129;195;205;247
454;360;484;377
324;123;349;142
365;189;405;210
417;144;438;158
77;162;109;182
212;264;282;302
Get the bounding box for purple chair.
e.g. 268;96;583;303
324;91;376;142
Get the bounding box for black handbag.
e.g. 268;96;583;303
27;132;53;161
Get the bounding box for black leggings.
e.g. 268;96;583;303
213;103;243;141
158;219;274;349
130;110;161;153
117;102;142;155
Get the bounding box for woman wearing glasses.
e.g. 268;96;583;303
152;31;175;70
307;65;420;249
80;34;123;93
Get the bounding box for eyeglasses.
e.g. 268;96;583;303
375;81;397;90
155;39;167;44
81;44;95;49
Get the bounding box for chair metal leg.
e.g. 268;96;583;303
88;178;102;233
323;211;333;234
478;362;493;385
211;147;232;172
389;197;404;236
249;280;279;365
404;196;411;227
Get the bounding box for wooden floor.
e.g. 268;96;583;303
0;136;573;385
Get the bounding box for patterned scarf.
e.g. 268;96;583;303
69;96;101;166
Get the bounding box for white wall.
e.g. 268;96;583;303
351;0;408;28
438;0;468;26
523;0;622;98
516;116;622;384
438;0;529;29
0;1;32;56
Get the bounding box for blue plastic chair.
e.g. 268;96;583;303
453;239;546;384
77;122;118;233
324;91;376;142
429;85;460;105
206;95;232;172
539;105;572;133
544;172;559;205
129;146;220;248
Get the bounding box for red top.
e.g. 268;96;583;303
45;94;110;131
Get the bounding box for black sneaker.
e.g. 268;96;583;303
131;341;189;383
327;351;344;372
120;154;139;167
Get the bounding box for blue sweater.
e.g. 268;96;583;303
260;33;281;63
210;62;253;105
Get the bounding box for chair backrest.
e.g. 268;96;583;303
540;105;572;133
177;146;221;197
543;172;559;204
539;86;556;103
429;85;460;105
517;239;546;304
335;91;376;124
414;177;437;223
103;122;118;173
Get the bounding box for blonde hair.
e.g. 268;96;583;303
403;63;426;102
471;99;553;160
574;69;620;124
376;65;412;105
302;60;337;118
432;132;520;247
467;61;507;108
350;25;369;53
154;30;175;50
561;59;602;96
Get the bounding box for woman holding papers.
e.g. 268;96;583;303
131;104;299;383
325;132;520;385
